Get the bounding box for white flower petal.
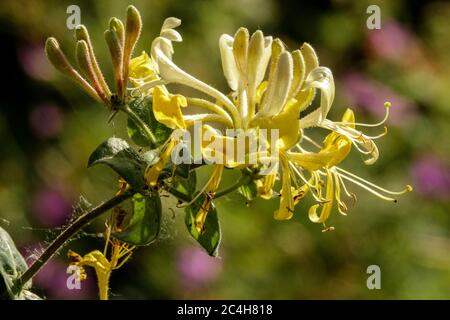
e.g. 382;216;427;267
160;28;182;42
219;34;239;91
248;31;272;94
300;66;335;127
153;47;240;125
162;17;181;30
258;51;293;117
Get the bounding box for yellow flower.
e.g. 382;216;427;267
68;213;134;300
129;51;157;86
140;21;411;227
152;86;187;130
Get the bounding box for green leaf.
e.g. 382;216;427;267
88;137;148;190
185;194;221;257
0;227;41;300
238;181;258;201
127;96;172;147
113;193;162;246
173;170;197;198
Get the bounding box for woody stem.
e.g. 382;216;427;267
14;190;134;292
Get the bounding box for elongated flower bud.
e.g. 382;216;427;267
288;49;306;99
75;25;111;98
109;17;125;47
233;27;249;83
122;5;142;99
105;29;124;100
300;42;319;77
76;40;109;105
45;37;102;103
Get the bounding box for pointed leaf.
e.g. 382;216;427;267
238;181;258;201
0;227;41;300
173;170;197;198
88;137;147;190
185;194;221;256
113;193;162;246
127;96;173;147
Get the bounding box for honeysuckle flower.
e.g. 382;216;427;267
67;210;134;300
45;7;412;232
138;20;412;227
284;107;412;225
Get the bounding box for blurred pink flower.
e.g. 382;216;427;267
18;43;54;81
29;103;64;139
176;246;222;289
341;72;417;125
366;21;420;64
31;188;72;227
410;155;450;200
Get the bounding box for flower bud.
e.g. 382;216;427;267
109;17;125;46
46;37;102;103
300;42;319;77
76;40;109;105
45;37;74;75
75;25;111;98
288;49;306;99
233;27;249;81
105;29;124;98
122;5;142;98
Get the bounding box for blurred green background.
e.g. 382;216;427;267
0;0;449;299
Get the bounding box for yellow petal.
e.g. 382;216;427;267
153;86;187;130
129;51;156;82
287;151;334;171
68;250;111;300
251;98;302;150
308;170;334;223
145;139;176;186
195;165;224;232
341;108;355;127
274;154;294;220
258;173;276;199
293;183;309;205
201;125;247;168
255;81;268;105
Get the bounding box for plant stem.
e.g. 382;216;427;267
14;190;133;291
215;173;252;199
122;104;157;146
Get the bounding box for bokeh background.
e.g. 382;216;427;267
0;0;449;299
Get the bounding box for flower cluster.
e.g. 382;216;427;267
46;6;411;236
126;15;412;226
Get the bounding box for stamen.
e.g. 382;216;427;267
333;102;390;128
302;135;322;149
338;173;398;202
333;171;347;215
336;171;357;205
288;162;323;202
336;167;413;195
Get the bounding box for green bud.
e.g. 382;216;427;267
45;37;74;75
76;40;109;104
105;29;124;99
109;17;125;46
122;5;143;99
75;25;111;98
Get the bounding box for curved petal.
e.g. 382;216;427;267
300;66;335;128
153;86;187;130
219;34;239;91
